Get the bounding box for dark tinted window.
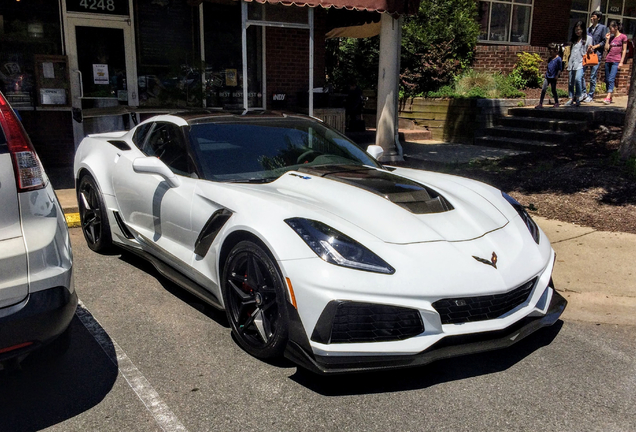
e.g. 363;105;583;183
188;118;380;181
132;122;153;148
142;122;189;175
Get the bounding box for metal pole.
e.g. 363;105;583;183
309;7;314;117
200;3;206;108
242;1;249;112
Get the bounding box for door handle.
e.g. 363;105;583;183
75;70;84;98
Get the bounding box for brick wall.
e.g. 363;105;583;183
530;0;571;47
266;8;326;109
473;45;633;95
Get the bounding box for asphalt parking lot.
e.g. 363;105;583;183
1;228;635;432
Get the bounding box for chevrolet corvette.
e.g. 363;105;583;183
74;111;566;374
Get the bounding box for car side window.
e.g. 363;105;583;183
142;122;189;175
132;122;153;149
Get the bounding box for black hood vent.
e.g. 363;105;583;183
298;165;454;215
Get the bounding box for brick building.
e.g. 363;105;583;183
474;0;634;94
1;0;413;168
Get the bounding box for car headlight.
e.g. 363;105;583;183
502;192;540;244
285;218;395;274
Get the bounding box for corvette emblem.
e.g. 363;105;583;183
473;252;498;269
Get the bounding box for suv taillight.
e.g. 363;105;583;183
0;95;45;192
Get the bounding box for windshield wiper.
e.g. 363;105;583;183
227;177;277;183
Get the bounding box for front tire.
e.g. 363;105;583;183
221;241;289;359
78;174;112;253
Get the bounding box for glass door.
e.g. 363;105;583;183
65;16;137;144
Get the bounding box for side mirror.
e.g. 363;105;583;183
366;145;384;160
132;157;181;188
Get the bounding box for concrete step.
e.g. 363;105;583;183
399;129;432;141
507;107;594;121
496;116;588;133
477;126;574;144
473;136;559;151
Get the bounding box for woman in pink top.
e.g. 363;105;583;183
603;20;628;104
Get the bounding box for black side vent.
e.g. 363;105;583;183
113;211;134;239
311;301;424;344
108;140;131;151
433;278;537;325
193;208;232;257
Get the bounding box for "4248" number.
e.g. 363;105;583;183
79;0;116;12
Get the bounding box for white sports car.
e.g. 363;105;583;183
74;112;566;374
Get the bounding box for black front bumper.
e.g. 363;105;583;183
0;286;78;362
285;290;567;375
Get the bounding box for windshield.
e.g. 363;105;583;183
188;117;382;182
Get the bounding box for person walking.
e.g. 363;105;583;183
581;11;607;103
603;20;628;105
536;43;562;108
565;21;593;107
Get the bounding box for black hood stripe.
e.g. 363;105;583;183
297;165;454;214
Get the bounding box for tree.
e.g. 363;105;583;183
325;0;480;96
325;37;379;92
400;0;480;97
619;63;636;159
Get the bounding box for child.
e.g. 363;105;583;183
536;43;562;108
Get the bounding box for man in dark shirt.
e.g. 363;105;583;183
582;10;607;102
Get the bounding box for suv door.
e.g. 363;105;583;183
0;129;29;309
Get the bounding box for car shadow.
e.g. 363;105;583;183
289;320;564;396
0;315;118;431
117;249;229;327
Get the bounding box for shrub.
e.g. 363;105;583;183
423;70;525;99
426;85;459;98
510;52;543;89
494;73;526;98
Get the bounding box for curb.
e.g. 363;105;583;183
65;212;81;228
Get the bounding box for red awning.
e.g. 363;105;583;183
243;0;419;16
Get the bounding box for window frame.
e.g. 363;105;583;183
478;0;535;45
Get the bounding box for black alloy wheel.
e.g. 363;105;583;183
222;241;289;359
78;175;112;253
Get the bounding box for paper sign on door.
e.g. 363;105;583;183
93;64;109;85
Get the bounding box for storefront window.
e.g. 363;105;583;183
478;0;533;44
0;0;62;107
608;0;624;14
203;2;262;109
584;1;636;39
135;0;202;107
623;18;636;38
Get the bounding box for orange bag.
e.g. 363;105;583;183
583;53;599;66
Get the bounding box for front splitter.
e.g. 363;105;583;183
285;290;567;375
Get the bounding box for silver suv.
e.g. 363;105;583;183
0;91;76;369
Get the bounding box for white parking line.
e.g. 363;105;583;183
75;301;188;432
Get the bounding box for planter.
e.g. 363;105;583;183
398;97;537;142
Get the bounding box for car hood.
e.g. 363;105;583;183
246;165;509;244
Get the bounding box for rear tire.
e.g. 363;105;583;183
78;174;112;253
221;240;289;359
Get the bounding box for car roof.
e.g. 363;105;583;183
166;110;313;126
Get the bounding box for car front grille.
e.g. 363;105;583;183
312;301;425;344
432;278;537;325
